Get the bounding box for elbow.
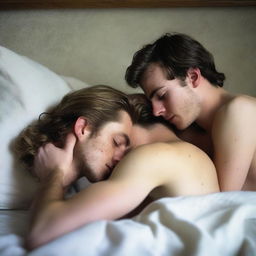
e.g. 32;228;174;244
25;217;58;251
26;220;61;250
26;202;65;250
25;227;50;251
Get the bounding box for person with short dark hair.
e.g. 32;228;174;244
126;33;256;192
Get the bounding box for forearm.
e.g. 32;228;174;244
26;171;67;250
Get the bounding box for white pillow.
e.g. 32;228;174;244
0;46;72;209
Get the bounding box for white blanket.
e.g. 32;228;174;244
1;191;256;256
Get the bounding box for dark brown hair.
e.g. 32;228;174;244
126;33;225;88
127;93;170;128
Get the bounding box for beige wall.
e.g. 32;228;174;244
0;7;255;95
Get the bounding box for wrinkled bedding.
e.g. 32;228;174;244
0;191;255;256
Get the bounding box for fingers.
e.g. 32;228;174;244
41;142;60;155
37;133;76;154
64;133;77;153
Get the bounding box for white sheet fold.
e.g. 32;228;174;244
0;192;255;256
26;192;256;256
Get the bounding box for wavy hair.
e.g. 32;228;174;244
14;85;135;170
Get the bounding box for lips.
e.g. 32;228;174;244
104;165;113;179
106;164;114;173
166;115;175;123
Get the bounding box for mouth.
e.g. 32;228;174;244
166;115;175;123
106;164;113;171
105;164;113;179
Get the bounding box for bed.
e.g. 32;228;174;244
0;192;255;256
0;41;256;256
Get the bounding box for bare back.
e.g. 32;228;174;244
111;140;219;202
28;139;220;242
147;141;219;199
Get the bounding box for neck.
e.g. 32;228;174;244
196;80;234;131
148;123;180;143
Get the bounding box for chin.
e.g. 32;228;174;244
85;172;100;183
176;120;193;130
175;122;186;130
92;172;108;182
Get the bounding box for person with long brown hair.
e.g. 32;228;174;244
25;90;219;250
15;85;135;182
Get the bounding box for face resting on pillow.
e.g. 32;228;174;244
14;85;137;183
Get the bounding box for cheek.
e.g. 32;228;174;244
166;91;185;112
87;141;112;166
88;150;103;163
164;96;176;112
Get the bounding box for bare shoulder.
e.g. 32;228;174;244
213;95;256;132
217;95;256;118
109;142;176;188
120;141;207;166
211;94;256;153
114;142;182;171
111;141;214;185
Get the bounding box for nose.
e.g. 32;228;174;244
152;100;165;117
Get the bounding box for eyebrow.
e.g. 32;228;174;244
149;87;163;99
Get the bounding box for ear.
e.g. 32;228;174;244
73;117;90;141
187;68;201;88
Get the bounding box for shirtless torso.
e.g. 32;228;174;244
210;95;256;191
119;139;219;217
178;94;256;191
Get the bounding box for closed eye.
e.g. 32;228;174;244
113;134;130;149
157;93;165;100
113;139;119;147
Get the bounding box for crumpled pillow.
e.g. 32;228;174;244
0;46;72;209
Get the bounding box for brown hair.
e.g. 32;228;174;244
126;33;225;88
15;85;135;170
127;93;170;128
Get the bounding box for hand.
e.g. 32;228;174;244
33;133;79;187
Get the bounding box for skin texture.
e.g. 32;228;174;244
73;112;132;183
141;62;256;192
27;120;219;250
34;111;133;185
141;64;201;130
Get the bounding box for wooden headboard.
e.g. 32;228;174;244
1;0;256;9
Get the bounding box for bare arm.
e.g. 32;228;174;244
26;142;164;249
27;176;151;249
212;97;256;191
27;139;217;249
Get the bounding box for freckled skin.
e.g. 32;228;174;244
74;111;133;182
27;114;220;249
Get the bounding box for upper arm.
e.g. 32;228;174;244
28;144;180;249
212;97;256;191
45;146;167;234
28;180;136;249
29;143;186;249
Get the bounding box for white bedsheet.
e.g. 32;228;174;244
1;191;255;256
0;210;28;256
